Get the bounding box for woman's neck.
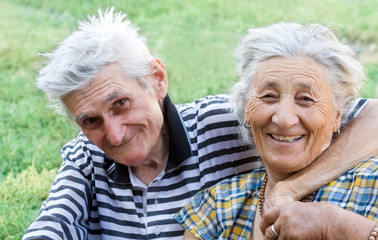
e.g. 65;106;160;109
264;170;291;196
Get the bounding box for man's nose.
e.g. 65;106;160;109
103;117;125;146
271;99;299;129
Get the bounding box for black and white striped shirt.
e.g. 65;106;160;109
23;95;367;240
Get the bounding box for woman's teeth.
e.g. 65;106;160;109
271;134;303;142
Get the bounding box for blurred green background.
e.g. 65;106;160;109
1;0;377;238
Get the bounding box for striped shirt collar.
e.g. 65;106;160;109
110;94;192;184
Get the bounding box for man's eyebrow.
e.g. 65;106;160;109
103;91;123;104
74;91;125;124
76;113;89;124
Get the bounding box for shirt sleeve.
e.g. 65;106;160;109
346;98;368;121
22;159;92;240
174;187;219;240
317;156;378;220
343;156;378;219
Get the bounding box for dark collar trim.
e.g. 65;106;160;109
109;94;192;184
165;95;192;169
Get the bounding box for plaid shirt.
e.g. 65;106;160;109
175;156;378;240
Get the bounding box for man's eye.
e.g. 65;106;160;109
114;98;129;110
83;117;97;125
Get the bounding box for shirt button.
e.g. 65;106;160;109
154;225;160;236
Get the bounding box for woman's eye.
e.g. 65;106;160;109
297;95;315;106
260;94;278;102
299;95;313;101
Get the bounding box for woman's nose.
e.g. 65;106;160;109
271;99;299;129
103;117;125;146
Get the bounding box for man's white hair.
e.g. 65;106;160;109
37;7;153;116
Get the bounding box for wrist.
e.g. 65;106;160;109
368;222;378;240
266;180;304;208
328;204;375;240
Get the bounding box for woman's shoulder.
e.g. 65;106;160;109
208;167;266;199
322;155;378;192
348;155;378;176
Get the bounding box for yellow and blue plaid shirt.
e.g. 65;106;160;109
175;156;378;240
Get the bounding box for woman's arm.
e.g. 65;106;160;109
266;99;378;207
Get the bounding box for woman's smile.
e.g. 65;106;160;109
269;134;304;142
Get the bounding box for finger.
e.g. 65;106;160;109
263;224;280;240
260;206;281;234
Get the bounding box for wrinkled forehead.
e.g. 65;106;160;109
252;56;329;89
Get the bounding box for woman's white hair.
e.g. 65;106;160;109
37;7;153;116
230;22;366;143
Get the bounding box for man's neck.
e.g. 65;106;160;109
131;123;170;186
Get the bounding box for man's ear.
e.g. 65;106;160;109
150;58;168;99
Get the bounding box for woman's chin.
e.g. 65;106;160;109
266;158;310;176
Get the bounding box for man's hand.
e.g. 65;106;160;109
264;180;303;209
260;202;374;240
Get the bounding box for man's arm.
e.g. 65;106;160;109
266;99;378;207
260;202;377;240
23;160;91;240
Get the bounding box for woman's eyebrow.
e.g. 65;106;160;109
297;82;313;90
258;80;278;89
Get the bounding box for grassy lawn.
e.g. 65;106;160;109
1;0;377;238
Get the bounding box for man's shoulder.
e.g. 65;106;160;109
177;94;234;121
178;94;231;112
61;132;107;167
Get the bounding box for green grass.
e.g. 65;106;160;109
0;166;57;240
1;0;377;238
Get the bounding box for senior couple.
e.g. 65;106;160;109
24;8;377;240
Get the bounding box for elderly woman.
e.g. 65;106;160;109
175;22;378;240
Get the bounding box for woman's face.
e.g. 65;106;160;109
245;56;342;179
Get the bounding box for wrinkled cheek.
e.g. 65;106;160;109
245;99;261;124
245;99;266;150
251;125;265;153
309;125;332;160
307;109;334;156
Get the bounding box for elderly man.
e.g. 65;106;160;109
24;9;378;240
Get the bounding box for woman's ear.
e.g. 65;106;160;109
333;109;343;133
150;58;168;99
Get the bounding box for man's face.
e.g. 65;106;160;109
63;62;167;166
